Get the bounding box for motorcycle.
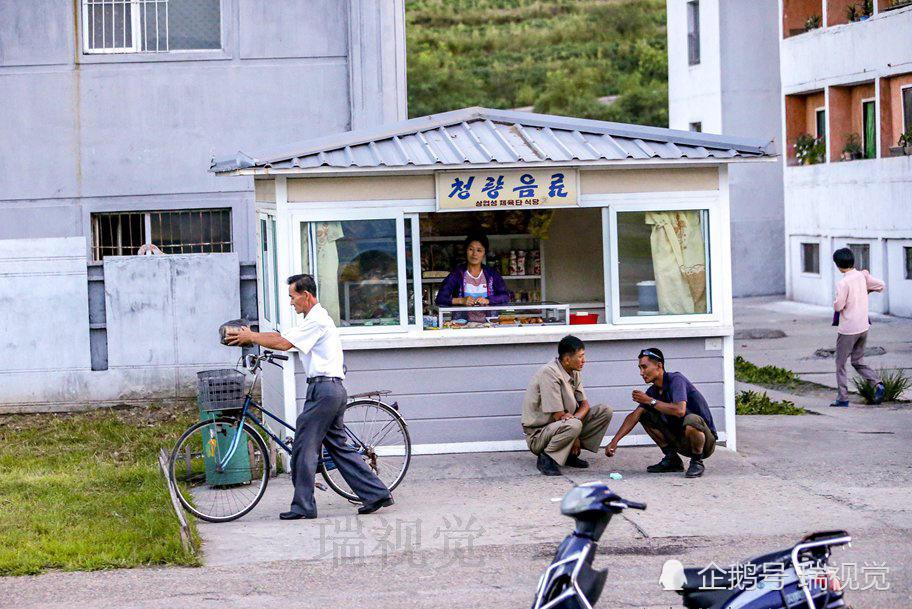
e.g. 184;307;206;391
532;481;852;609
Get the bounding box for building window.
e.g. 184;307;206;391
687;1;701;66
91;208;232;261
905;247;912;280
258;216;279;325
82;0;221;54
299;218;405;330
815;108;826;141
848;243;870;271
616;210;710;317
903;87;912;133
801;243;820;274
862;100;876;159
689;122;702;132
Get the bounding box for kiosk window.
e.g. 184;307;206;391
616;210;710;317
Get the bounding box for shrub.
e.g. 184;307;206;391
853;369;912;404
734;356;800;386
736;390;806;415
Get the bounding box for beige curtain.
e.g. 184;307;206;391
315;222;344;324
645;211;707;314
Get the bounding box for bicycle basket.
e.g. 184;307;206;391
197;369;246;412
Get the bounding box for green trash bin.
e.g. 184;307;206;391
197;369;252;486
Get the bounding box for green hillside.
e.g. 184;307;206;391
406;0;668;127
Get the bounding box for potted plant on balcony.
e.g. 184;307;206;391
887;0;912;10
804;14;822;30
890;130;912;156
841;133;863;160
847;3;861;21
796;133;826;165
861;0;874;19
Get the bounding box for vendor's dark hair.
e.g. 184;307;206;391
833;247;854;270
638;347;665;365
287;273;317;296
463;231;489;252
558;335;585;359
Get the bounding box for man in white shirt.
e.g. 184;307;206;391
227;274;393;520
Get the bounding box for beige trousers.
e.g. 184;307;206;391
525;404;613;465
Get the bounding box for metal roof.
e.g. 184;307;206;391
211;107;773;174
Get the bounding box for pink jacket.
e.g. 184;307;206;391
834;269;884;335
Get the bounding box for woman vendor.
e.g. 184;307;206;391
435;232;511;321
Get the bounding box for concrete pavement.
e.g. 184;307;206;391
734;296;912;397
2;297;910;609
3;400;911;609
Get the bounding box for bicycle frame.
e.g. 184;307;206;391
209;395;370;471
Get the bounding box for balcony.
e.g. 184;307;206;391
780;3;911;91
785;91;826;166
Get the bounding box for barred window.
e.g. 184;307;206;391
91;209;232;261
82;0;221;54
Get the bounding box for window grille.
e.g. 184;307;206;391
82;0;220;54
91;208;232;261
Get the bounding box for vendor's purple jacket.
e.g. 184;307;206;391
434;264;511;306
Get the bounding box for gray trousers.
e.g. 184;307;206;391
525;404;613;466
290;380;390;517
836;331;881;401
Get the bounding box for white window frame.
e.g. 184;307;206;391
290;207;410;335
815;107;827;140
82;0;142;54
800;241;821;276
81;0;223;55
902;84;912;134
861;97;877;159
256;212;280;331
604;196;721;325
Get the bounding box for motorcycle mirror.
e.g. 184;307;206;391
659;559;686;591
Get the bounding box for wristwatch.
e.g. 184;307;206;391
649;398;657;407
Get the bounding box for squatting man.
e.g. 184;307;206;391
523;337;717;478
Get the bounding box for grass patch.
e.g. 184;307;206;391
736;390;807;416
735;356;800;386
853;369;912;404
0;403;201;575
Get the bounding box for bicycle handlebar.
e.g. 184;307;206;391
265;351;289;361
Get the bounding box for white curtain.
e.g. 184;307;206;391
645;211;707;314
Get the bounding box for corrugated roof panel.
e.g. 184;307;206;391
211;107;773;173
585;134;629;160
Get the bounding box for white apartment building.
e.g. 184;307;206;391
666;0;786;297
780;0;912;316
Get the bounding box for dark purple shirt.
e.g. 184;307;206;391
434;264;511;306
644;371;717;438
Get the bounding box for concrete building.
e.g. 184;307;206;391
780;0;912;316
0;0;406;411
666;0;786;297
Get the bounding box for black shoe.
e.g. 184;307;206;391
279;510;316;520
646;453;684;473
536;452;562;476
564;454;589;468
358;496;394;515
685;458;705;478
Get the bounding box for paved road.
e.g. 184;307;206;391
3;398;910;609
2;298;910;609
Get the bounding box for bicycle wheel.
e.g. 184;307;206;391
169;416;270;523
319;399;411;502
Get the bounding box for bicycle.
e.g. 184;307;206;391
168;350;411;523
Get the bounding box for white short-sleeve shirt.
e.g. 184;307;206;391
280;303;345;379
